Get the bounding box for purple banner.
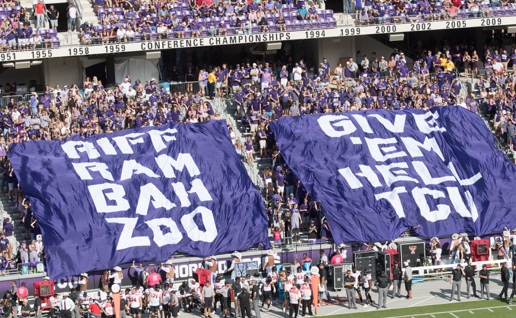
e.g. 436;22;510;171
8;121;270;279
271;107;516;243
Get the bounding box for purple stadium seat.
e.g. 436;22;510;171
226;27;235;35
328;17;337;27
293;19;302;30
52;37;60;48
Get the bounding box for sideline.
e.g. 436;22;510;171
385;304;516;318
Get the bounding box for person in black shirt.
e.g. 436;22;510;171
251;279;260;318
3;299;13;318
479;264;490;300
499;262;510;300
20;299;31;318
34;294;42;318
464;261;478;298
237;288;251;318
449;264;464;301
375;271;391;309
390;262;402;298
344;271;357;309
318;263;331;303
232;277;242;317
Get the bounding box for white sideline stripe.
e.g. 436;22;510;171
468;310;474;314
507;306;513;310
386;305;516;318
450;313;459;318
408;296;434;307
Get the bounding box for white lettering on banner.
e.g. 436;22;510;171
112;133;146;154
106;207;216;249
62;141;100;159
412;187;451;222
172;256;279;279
401;137;445;161
88;183;130;213
120;159;160;181
106;217;151;249
72;162;114;181
365;138;407;161
148;128;178;152
180;206;217;242
375;187;407;218
146;218;183;246
155;154;201;179
376;162;419;186
317;110;483;223
135;183;176;215
172;179;213;207
62;128;218;250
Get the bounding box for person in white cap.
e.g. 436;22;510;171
204;256;218;284
430;237;442;268
110;266;123;288
225;252;242;283
404;261;413;299
160;260;175;285
78;273;88;292
263;250;276;275
450;234;462;264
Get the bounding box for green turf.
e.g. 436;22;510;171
325;300;516;317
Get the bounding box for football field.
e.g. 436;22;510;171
329;301;516;318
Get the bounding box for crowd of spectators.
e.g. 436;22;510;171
354;0;515;25
86;0;335;44
0;5;59;51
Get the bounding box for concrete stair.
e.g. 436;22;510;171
58;31;81;46
0;193;29;251
78;0;99;26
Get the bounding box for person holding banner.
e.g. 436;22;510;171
226;252;242;283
